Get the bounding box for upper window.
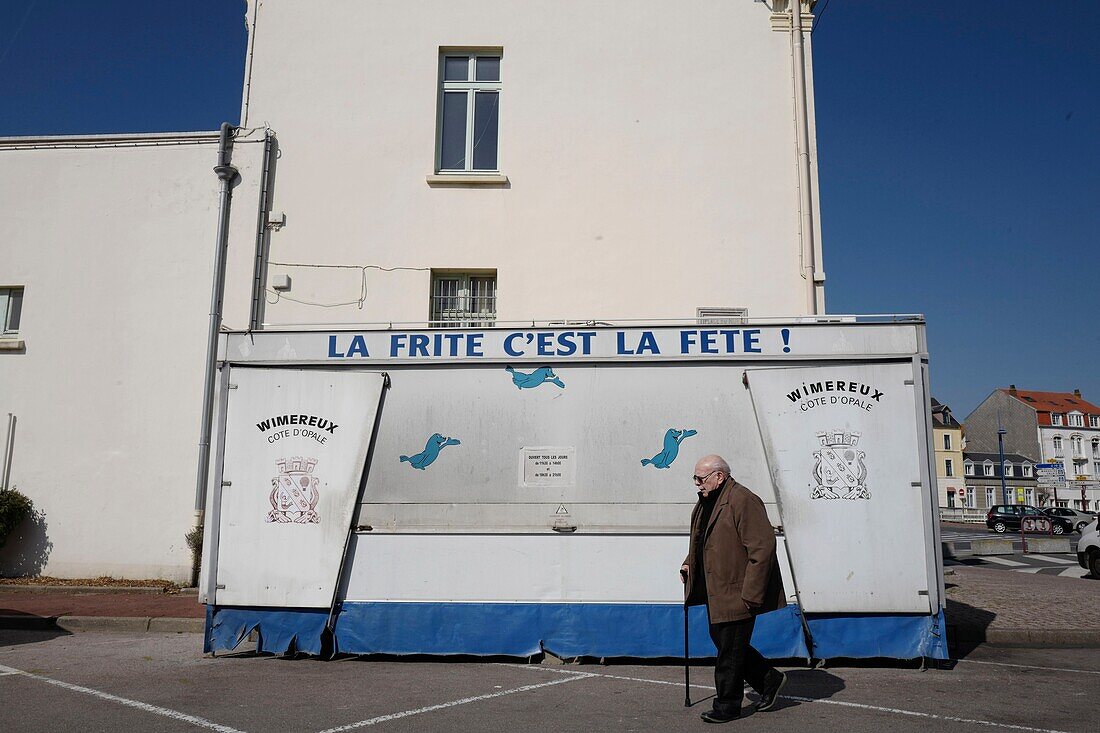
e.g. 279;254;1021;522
1022;463;1033;477
0;287;23;335
983;461;994;476
943;434;952;451
1068;413;1084;427
1051;413;1063;426
1053;436;1063;453
430;271;497;328
1090;416;1099;428
437;51;501;173
964;462;974;476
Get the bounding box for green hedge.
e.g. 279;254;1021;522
0;487;33;550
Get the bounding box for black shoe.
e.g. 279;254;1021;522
755;671;788;712
700;708;740;723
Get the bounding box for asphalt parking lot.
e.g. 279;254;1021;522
1;630;1097;733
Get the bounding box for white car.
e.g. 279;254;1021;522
1078;519;1100;578
1043;506;1096;533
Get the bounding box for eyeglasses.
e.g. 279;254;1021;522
692;470;718;485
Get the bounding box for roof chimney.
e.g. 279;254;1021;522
1074;388;1082;398
1008;385;1017;395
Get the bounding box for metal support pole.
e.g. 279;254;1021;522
194;123;238;530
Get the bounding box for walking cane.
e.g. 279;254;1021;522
683;594;691;707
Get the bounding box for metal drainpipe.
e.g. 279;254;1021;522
194;123;239;533
2;413;15;491
790;2;819;315
249;130;274;330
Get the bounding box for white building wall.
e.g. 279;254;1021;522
0;135;264;581
225;0;825;327
1038;425;1100;511
0;1;828;580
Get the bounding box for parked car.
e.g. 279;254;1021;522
1077;518;1100;578
1042;506;1095;533
986;505;1073;535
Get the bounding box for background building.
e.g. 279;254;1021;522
965;386;1100;511
962;451;1037;510
0;1;828;580
931;398;965;509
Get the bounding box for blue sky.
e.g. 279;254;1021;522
1;1;1096;417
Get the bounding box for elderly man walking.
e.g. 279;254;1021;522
680;454;787;723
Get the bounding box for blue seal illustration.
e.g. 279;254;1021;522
400;433;461;470
640;428;698;469
505;366;565;390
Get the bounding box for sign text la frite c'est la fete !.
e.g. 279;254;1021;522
229;325;921;363
325;328;790;360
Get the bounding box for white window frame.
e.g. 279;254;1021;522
1003;462;1013;477
1025;488;1035;505
943;434;952;451
983;461;994;477
0;287;23;336
1090;416;1099;428
964;462;974;476
436;50;503;174
1051;413;1063;426
1092;438;1100;457
944;458;954;477
1053;436;1063;455
1068;412;1084;427
1022;463;1033;477
964;489;976;509
429;271;497;328
985;487;995;508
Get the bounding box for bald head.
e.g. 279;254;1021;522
693;454;731;496
695;454;730;475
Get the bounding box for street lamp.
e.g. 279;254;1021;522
998;426;1010;504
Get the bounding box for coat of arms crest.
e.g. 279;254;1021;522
266;456;321;524
811;430;869;500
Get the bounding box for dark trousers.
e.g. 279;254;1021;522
708;616;780;715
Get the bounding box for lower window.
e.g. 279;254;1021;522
430;272;497;327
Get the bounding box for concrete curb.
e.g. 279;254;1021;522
942;539;1076;558
949;626;1100;647
0;615;204;633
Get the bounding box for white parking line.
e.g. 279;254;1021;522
1022;554;1075;564
510;664;1071;733
315;673;595;732
981;557;1028;567
779;693;1071;733
957;659;1100;676
0;663;245;732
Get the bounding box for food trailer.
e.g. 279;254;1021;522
199;317;948;661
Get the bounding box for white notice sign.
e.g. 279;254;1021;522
521;447;576;487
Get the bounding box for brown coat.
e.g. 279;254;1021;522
683;478;786;623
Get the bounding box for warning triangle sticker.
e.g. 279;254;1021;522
555;504;569;515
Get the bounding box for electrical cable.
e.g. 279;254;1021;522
812;0;831;33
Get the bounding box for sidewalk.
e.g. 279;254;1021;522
0;584;204;633
944;564;1100;647
2;565;1098;650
